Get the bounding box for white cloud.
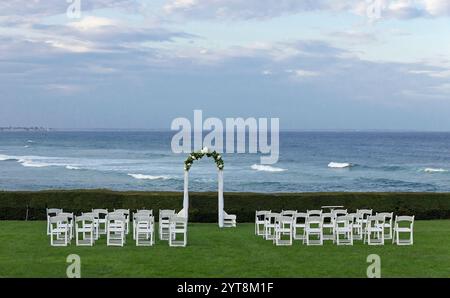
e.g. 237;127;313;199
68;16;117;31
164;0;450;20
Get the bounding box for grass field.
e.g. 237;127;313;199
0;220;449;278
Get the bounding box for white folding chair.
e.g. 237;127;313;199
107;214;126;247
133;210;153;240
365;215;385;245
264;212;279;240
349;212;363;240
322;213;335;241
357;209;373;239
58;212;74;240
335;215;354;245
135;214;155;246
159;209;176;240
275;216;293;246
82;212;99;240
92;209;108;236
393;215;414;246
169;216;188;247
113;209;130;234
377;212;394;240
255;210;271;236
49;215;70;246
75;215;95;246
304;215;323;246
223;211;237;227
46;208;63;235
293;212;307;240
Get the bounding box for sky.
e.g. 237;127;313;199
0;0;450;130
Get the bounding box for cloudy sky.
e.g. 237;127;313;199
1;0;450;130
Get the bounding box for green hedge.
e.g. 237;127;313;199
1;190;450;222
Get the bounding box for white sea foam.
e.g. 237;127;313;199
66;165;80;170
19;159;51;168
128;173;171;180
328;162;352;168
424;168;448;173
0;154;14;161
251;164;286;172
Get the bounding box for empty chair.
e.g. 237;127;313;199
223;211;237;228
393;216;414;246
377;212;394;240
357;209;373;238
75;214;95;246
274;216;293;246
82;212;99;240
332;209;348;219
365;215;385;245
49;215;70;246
304;215;323;246
335;215;354;245
159;209;176;240
92;209;108;235
169;216;188;247
133;210;153;240
321;213;335;241
135;214;155;246
264;212;280;240
107;214;126;247
58;212;74;240
255;210;271;236
46;208;63;235
114;209;130;234
293;212;307;240
349;212;363;240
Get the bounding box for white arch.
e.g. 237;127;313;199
180;169;225;228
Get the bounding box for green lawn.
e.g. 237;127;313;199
0;220;449;278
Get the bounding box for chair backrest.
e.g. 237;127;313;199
92;209;108;218
82;212;97;217
395;215;414;227
47;208;63;216
321;212;333;223
49;215;68;224
256;210;271;222
367;215;385;226
107;214;126;223
278;216;293;225
306;215;322;225
76;215;94;223
357;209;373;218
335;215;353;226
135;214;152;223
332;209;348;218
265;212;280;224
293;212;307;222
114;209;130;216
377;212;393;221
347;212;360;221
307;210;322;216
136;209;153;216
281;210;297;217
58;212;74;221
134;210;153;219
159;209;176;219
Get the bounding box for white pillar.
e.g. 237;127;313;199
218;169;224;228
183;170;189;220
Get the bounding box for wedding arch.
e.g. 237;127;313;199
178;147;227;227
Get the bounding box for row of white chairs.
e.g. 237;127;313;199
255;209;414;246
46;208;187;247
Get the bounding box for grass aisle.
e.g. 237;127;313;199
0;220;449;277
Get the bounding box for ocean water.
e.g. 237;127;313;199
1;131;450;192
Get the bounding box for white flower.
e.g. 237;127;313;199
217;155;221;159
201;147;209;154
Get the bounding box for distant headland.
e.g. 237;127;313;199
0;126;51;132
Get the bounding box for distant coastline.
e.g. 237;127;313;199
0;127;51;132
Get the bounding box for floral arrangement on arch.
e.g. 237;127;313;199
184;147;224;171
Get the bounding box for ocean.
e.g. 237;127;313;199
1;131;450;192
